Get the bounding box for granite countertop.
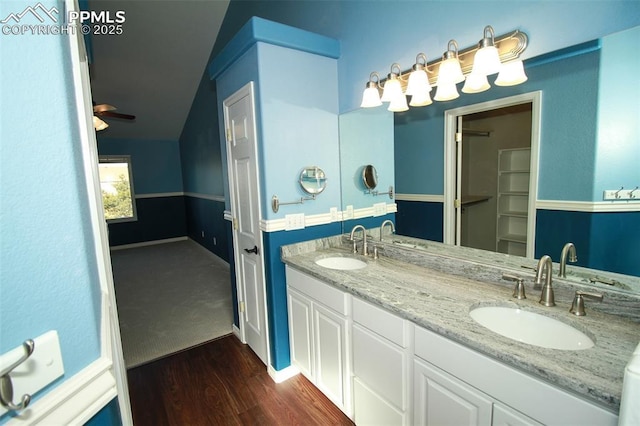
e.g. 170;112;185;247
281;236;640;412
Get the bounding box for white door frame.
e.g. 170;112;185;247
443;91;542;257
222;82;271;367
66;0;132;423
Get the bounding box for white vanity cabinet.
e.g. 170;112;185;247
285;266;351;416
414;325;616;426
351;297;412;425
413;356;493;425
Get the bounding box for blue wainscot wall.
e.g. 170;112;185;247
97;138;187;246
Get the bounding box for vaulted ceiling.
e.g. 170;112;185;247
88;0;230;140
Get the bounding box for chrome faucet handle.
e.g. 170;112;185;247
502;273;526;300
570;291;603;316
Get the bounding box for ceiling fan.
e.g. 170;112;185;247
92;103;136;131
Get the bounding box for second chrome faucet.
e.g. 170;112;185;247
535;255;555;307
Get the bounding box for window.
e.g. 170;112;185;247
98;156;137;222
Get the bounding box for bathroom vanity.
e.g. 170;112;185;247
281;233;640;425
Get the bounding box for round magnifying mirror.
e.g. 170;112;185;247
362;165;378;190
299;166;327;195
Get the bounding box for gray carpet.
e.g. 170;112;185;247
110;239;233;368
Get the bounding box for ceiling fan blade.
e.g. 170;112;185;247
93;103;117;113
99;111;136;120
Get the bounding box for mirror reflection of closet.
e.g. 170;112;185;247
458;103;533;256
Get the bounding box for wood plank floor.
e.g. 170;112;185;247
127;334;355;425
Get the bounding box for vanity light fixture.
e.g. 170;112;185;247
406;53;433;107
361;26;528;112
360;72;383;107
436;40;465;85
495;59;528;86
381;63;408;112
471;26;502;76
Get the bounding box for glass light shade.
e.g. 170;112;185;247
434;81;459;102
93;115;109;131
472;45;501;76
361;87;382;108
462;72;490;93
388;94;409;112
495;60;528;86
406;69;431;96
436;58;465;85
381;78;403;102
409;90;433;107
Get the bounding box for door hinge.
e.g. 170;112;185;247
239;301;245;313
226;128;232;142
455;132;462;143
454;199;461;209
232;217;238;230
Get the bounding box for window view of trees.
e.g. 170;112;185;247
98;158;136;222
102;174;133;219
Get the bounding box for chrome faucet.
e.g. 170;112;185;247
379;219;395;241
559;242;577;278
535;255;555;306
349;225;368;256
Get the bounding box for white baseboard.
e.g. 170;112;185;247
109;236;188;251
7;357;117;426
268;364;300;384
232;325;241;340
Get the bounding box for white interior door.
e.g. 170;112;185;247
223;82;269;365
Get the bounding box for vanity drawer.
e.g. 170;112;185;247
286;266;348;315
353;296;409;347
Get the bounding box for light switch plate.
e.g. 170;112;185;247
330;207;339;222
285;213;305;230
0;330;64;416
344;205;354;220
373;202;387;217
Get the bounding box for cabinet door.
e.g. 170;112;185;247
353;324;408;425
314;303;348;410
414;357;492;426
493;403;542;426
287;288;314;379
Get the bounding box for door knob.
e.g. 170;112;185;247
244;245;259;255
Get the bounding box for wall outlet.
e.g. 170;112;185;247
344;205;354;220
285;213;305;230
201;230;205;238
0;331;64;416
213;237;217;245
330;207;338;222
373;202;387;217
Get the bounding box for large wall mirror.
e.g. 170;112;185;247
338;26;640;294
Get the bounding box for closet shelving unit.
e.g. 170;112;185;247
496;148;530;256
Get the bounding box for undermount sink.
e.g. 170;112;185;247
470;306;594;350
315;256;367;270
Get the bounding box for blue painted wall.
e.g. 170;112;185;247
535;210;640;277
339;108;394;210
257;41;341;220
97;138;183;194
97;137;187;246
594;25;640;198
1;0;102;421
